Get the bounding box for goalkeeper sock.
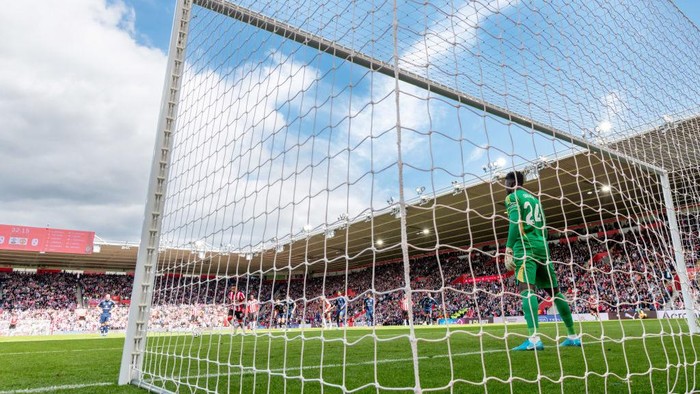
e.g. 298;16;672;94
521;289;539;337
553;292;576;336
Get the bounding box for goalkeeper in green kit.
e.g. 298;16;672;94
503;171;581;350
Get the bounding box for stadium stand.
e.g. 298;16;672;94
1;218;698;334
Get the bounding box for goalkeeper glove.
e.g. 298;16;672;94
504;248;515;272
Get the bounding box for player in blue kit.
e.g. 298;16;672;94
335;291;348;328
420;294;438;325
97;294;116;337
363;293;375;326
284;297;296;328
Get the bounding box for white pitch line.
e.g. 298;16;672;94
0;332;420;357
0;337;228;356
0;382;112;394
150;347;508;383
0;347;123;356
148;337;613;383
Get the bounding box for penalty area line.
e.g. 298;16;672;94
0;382;112;394
148;338;607;383
149;347;508;383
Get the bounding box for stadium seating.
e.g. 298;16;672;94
1;221;698;333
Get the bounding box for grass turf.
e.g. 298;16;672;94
0;319;698;393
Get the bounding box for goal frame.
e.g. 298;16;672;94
119;0;699;388
118;0;194;386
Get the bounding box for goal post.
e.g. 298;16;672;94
660;171;699;334
119;0;193;386
120;0;700;392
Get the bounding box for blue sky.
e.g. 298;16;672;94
1;0;698;243
125;0;700;151
125;1;700;52
124;0;175;50
676;0;700;27
120;0;700;249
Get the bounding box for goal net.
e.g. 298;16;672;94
120;0;700;392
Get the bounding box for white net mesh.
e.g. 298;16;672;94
122;0;700;392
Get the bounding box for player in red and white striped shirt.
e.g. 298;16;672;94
588;295;600;320
227;286;246;334
400;292;413;326
246;294;260;331
320;295;334;329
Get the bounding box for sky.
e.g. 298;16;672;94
0;0;698;245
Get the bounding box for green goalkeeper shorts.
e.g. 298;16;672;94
513;253;559;289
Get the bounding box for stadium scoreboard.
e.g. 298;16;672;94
0;224;95;254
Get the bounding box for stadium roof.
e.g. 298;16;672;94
610;115;700;209
610;116;700;173
0;242;140;273
0;116;697;275
0;149;682;276
271;151;667;274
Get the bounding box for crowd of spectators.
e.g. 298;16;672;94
0;273;79;310
80;274;132;301
1;219;699;334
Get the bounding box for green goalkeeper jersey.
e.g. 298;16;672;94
505;188;548;257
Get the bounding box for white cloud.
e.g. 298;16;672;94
0;0;166;240
0;0;453;246
401;0;519;69
599;91;625;132
467;143;489;163
159;49;439;251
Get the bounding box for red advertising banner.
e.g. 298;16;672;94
0;224;94;255
36;269;62;274
451;271;514;285
560;236;579;244
83;270;105;275
597;229;620;239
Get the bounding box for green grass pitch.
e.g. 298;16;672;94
1;319;698;393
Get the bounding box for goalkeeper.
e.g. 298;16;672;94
503;171;581;351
